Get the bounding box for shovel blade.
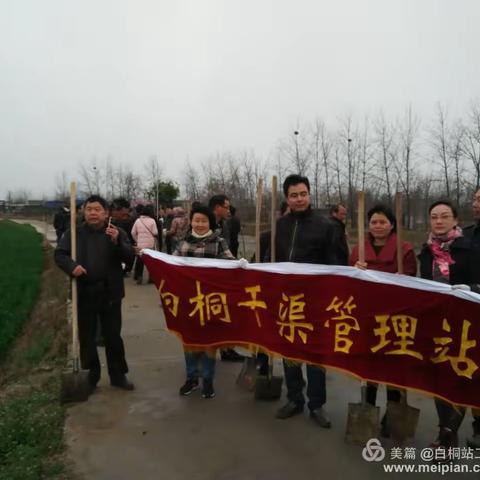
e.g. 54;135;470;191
235;357;257;392
386;400;420;441
60;370;91;404
345;402;380;445
254;375;283;401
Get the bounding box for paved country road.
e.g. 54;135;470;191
12;219;479;479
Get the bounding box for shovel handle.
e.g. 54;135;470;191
395;192;404;274
70;182;81;371
357;192;365;264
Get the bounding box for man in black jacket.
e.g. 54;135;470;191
55;195;135;391
274;174;337;428
329;203;349;266
463;189;480;448
208;194;244;362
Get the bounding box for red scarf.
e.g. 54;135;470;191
427;226;463;281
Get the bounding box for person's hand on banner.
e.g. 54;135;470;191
238;258;249;268
72;265;87;277
354;261;368;270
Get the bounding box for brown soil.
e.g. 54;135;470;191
0;242;70;391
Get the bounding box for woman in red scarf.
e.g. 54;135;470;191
350;204;417;437
418;200;480;454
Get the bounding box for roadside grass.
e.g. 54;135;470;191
0;381;65;480
0;220;69;480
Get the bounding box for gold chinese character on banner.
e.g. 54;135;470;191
431;318;478;379
188;281;231;327
277;293;313;344
370;314;423;360
158;279;179;317
237;285;267;327
324;295;359;353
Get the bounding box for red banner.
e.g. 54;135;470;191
143;250;480;409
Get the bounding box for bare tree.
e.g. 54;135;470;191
462;102;480;190
397;105;420;227
309;119;332;207
54;170;69;201
449;121;466;206
374;111;396;202
429;103;451;197
144;156;163;213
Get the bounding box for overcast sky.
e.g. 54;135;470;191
1;0;479;199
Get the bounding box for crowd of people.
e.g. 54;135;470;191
54;175;480;456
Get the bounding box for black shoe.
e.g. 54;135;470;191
380;413;390;438
220;349;245;362
88;368;100;389
179;378;199;396
467;433;480;448
110;375;135;391
202;379;215;399
309;407;332;428
276;401;303;419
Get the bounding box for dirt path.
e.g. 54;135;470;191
63;277;477;480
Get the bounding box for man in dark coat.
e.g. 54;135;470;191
110;197;135;274
274;174;338;428
208;194;243;362
53;206;70;242
227;205;241;258
462;189;480;448
55;194;135;391
329;203;349;266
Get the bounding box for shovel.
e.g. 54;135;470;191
254;176;283;401
345;382;380;445
385;389;420;442
236;354;258;392
60;181;91;404
254;356;283;401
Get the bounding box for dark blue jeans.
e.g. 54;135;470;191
184;350;216;381
283;360;326;411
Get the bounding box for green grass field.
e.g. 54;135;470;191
0;220;67;479
0;220;44;360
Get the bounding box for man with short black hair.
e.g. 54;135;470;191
55;194;135;391
208;194;231;246
110;198;135;274
329;203;349;266
208;194;243;362
274;174;337;428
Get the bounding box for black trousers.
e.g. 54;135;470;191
77;297;128;379
283;360;326;411
134;255;144;280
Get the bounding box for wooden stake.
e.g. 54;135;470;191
255;178;263;262
357;191;365;264
395;192;404;274
270;176;277;263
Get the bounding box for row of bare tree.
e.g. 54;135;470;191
183;102;480;228
10;101;477;228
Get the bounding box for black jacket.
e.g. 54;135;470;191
329;216;349;266
463;222;480;249
417;236;480;293
274;207;338;265
55;222;135;302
